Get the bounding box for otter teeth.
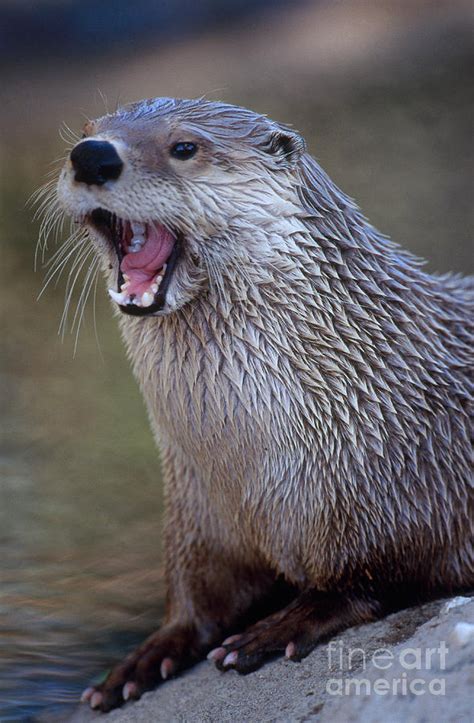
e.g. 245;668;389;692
141;292;154;307
108;272;165;307
108;289;127;304
131;221;146;235
127;223;148;253
128;236;145;253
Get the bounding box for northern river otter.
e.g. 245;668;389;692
53;98;473;712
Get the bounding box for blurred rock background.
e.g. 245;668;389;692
0;1;472;720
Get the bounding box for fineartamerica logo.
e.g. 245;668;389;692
326;640;449;697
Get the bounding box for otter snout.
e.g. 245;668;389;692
70;140;124;186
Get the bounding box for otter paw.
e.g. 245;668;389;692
208;590;379;675
207;618;306;674
80;625;196;712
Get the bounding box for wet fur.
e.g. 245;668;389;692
56;98;473;708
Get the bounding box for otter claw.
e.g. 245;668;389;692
223;651;239;667
285;641;297;659
160;657;175;680
80;686;94;703
123;681;139;701
223;634;243;645
207;646;227;661
90;691;103;709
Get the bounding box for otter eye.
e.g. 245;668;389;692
170;142;197;160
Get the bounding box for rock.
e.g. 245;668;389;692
441;596;471;613
69;596;474;723
450;622;474;648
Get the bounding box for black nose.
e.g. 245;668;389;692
70;140;124;186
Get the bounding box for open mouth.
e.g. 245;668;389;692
89;208;180;316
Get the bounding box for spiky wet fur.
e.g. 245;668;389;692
124;154;473;603
56;98;473;691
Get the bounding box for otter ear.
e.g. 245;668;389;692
265;126;306;167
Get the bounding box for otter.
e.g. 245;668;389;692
53;98;473;712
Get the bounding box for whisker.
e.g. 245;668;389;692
59;244;96;340
92;260;105;362
71;252;99;331
33;147;103;351
38;229;87;298
97;88;109;115
72;255;101;356
44;226;84;266
35;204;67;268
59;121;81;147
63;241;94;301
28;178;58;209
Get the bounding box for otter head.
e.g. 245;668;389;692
57;97;306;316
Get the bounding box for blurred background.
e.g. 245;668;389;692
1;0;472;719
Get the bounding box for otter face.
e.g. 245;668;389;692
57;97;305;316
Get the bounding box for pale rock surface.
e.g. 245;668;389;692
69;596;474;723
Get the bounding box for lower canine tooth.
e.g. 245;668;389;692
108;289;126;304
141;292;154;307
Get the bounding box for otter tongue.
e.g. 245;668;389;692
121;224;175;298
